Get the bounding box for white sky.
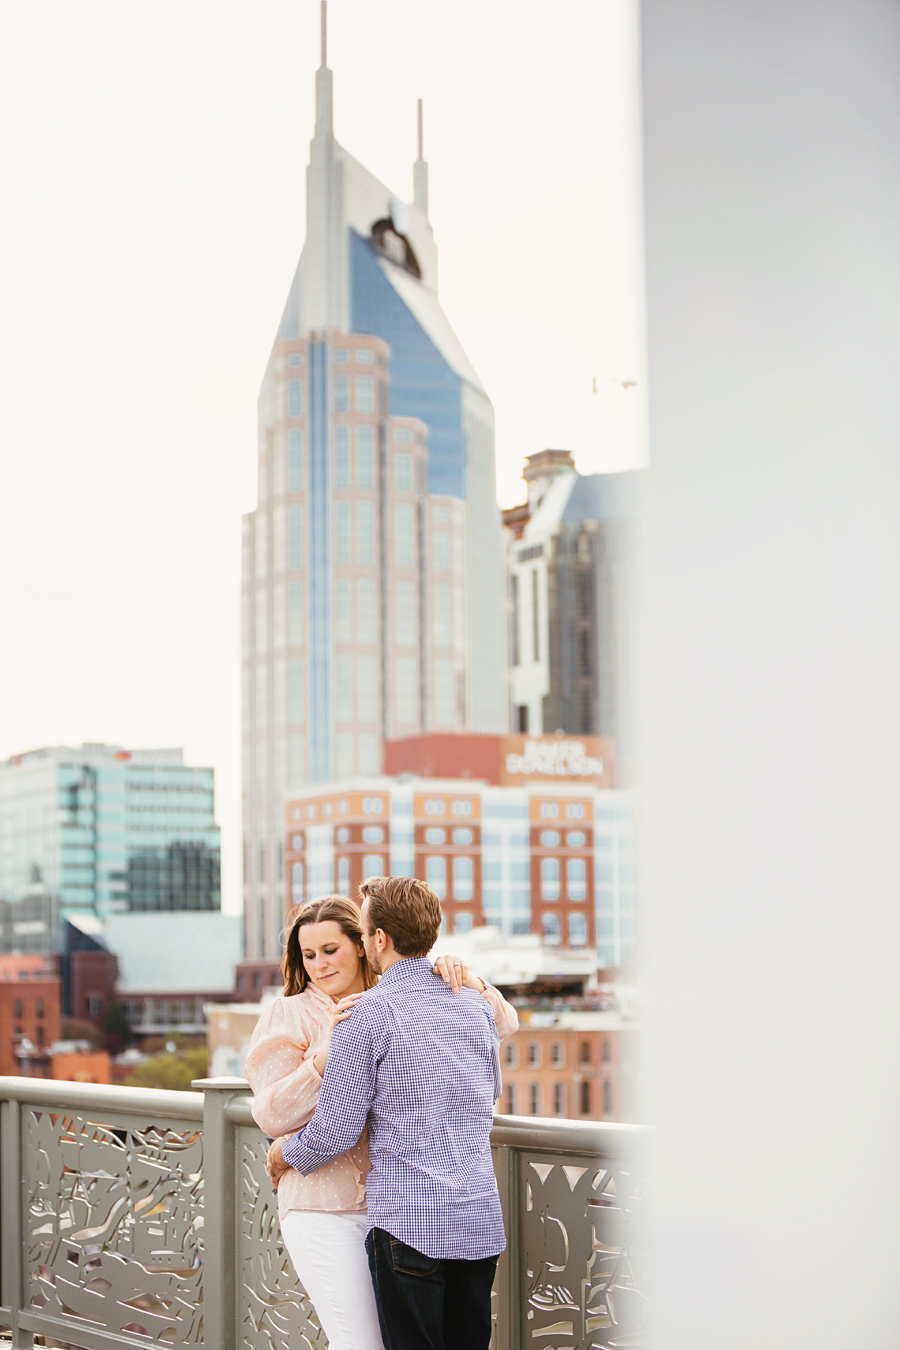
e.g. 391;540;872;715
0;0;645;914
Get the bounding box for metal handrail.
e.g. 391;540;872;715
0;1075;648;1350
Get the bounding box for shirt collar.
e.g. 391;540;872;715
376;956;435;988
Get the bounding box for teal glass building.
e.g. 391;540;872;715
0;744;221;950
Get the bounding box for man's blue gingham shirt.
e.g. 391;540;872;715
281;957;506;1260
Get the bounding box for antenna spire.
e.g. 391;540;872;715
413;98;428;217
314;0;333;135
320;0;327;67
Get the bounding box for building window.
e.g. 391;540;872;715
603;1080;613;1116
37;1025;45;1049
567;858;587;901
288;504;303;568
540;802;559;819
88;996;102;1017
334;374;349;412
357;425;375;487
395;579;416;646
433;530;452;572
288;378;302;416
335;500;350;566
452;800;472;816
568;913;588;946
532;568;540;661
291;860;304;902
566;831;586;847
395;503;414;567
334;348;349;363
425;856;447;900
505;1083;518;1115
529;1084;541;1116
288;428;302;491
603;1039;612;1064
357;500;375;565
36;999;45;1019
363;826;384;843
551;1041;564;1066
362;855;384;879
287;351;303;366
542;913;560;944
395;453;412;492
540;830;560;847
433;583;452;649
454;912;473;934
336;827;349;844
357;576;377;643
334;424;350;488
425;799;445;816
517;704;528;732
337;857;350;896
553;1083;565;1116
424;827;445;844
527;1041;540;1067
14;999;23;1019
363;797;383;814
357;348;374;364
580;1041;591;1065
453;856;474;901
258;844;266;882
356;375;375;413
541;858;560;900
452;828;473;845
580;1080;591;1114
566;802;585;819
504;1041;518;1068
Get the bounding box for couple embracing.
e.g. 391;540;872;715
244;875;518;1350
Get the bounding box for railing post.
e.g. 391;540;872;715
492;1138;521;1350
0;1097;31;1349
194;1076;252;1350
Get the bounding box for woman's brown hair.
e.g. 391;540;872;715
281;895;377;997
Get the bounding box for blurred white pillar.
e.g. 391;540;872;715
640;2;900;1345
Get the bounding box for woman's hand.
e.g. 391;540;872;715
313;991;367;1074
266;1138;290;1189
432;954;487;994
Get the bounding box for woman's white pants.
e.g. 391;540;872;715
280;1210;385;1350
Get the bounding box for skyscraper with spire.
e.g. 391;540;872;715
242;3;508;960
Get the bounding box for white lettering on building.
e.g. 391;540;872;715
505;739;604;779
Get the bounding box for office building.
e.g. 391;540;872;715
0;744;221;949
505;452;639;753
242;3;508;961
283;731;636;970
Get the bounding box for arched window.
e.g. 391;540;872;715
550;1041;564;1067
540;858;560;900
602;1039;612;1064
566;857;587;901
580;1080;591;1114
542;913;560;944
603;1080;613;1116
505;1083;518;1115
425;856;447;899
504;1041;518;1068
527;1041;540;1067
580;1040;591;1065
529;1084;541;1116
568;913;587;946
553;1083;565;1116
452;856;474;901
362;855;384;881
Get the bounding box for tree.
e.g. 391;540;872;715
101;1001;132;1055
125;1046;208;1092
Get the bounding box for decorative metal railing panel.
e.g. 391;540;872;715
0;1077;648;1350
24;1106;204;1347
236;1125;324;1350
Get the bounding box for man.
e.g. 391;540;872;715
268;876;505;1350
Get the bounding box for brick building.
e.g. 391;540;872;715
0;954;61;1077
496;1013;638;1123
283;732;635;969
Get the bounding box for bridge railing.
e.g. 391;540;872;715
0;1075;649;1349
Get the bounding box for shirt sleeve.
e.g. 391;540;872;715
243;999;325;1138
282;1003;378;1176
479;982;519;1039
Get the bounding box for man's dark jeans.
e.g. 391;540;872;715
365;1227;499;1350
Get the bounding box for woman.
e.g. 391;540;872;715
243;894;518;1350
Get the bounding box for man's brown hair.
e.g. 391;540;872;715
359;876;442;957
